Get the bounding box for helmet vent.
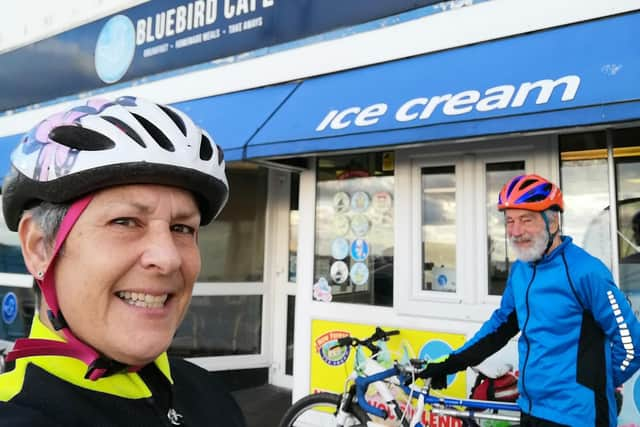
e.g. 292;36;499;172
199;134;213;161
132;113;175;152
102;116;146;148
215;143;224;165
158;105;187;136
49;126;115;151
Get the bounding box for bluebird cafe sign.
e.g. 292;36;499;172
0;0;443;111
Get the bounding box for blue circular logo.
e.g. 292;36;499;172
350;239;369;262
95;15;136;83
2;292;18;325
437;274;448;286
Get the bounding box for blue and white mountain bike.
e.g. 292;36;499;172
279;328;521;427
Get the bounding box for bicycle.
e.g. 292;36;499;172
279;327;521;427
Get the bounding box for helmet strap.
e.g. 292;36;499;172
6;194;135;380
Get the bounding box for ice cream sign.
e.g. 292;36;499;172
315;75;580;132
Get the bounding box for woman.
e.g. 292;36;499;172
0;96;246;426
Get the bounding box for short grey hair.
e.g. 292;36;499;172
24;201;71;306
26;201;71;249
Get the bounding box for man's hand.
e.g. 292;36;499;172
417;355;463;389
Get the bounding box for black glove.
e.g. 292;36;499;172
417;355;466;389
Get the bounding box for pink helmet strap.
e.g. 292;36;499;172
6;194;132;380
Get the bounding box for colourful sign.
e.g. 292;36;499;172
310;319;467;426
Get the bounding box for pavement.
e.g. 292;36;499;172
232;384;293;427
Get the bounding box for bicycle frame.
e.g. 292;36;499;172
353;363;521;425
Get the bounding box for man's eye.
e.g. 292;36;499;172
171;224;196;235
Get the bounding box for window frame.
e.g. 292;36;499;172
396;137;549;319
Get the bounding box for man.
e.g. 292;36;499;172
0;97;246;426
418;174;640;427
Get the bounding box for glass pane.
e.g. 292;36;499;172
198;165;267;282
288;173;300;283
559;131;611;268
285;295;295;375
486;162;525;295
170;295;262;357
613;128;640;315
0;199;28;274
422;166;456;292
314;153;394;307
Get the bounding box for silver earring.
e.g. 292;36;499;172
37;271;44;279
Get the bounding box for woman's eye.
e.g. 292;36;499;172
112;217;137;227
171;224;196;235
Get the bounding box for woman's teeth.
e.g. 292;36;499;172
117;291;168;308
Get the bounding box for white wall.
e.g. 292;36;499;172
0;0;147;54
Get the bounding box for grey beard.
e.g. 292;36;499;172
510;231;549;262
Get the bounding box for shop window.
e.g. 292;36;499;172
421;166;457;292
612;128;640;311
486;161;525;295
314;152;394;307
560;129;640;314
559;131;611;267
198;164;267;282
170;295;262;356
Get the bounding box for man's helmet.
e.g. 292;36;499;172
498;174;563;213
2;96;228;231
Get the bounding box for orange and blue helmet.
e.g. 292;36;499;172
498;174;564;213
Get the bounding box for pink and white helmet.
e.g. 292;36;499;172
2;96;228;231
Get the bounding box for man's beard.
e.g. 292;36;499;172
509;230;549;262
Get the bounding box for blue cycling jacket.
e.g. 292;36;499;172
452;236;640;427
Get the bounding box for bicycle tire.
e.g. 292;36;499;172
278;392;371;427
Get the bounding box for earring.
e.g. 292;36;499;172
37;271;44;279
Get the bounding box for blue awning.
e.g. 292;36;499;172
0;83;297;180
3;11;639;175
244;11;640;158
174;83;298;161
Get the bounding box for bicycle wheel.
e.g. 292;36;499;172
278;392;371;427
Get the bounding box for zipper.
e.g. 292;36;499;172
140;364;186;427
520;264;537;414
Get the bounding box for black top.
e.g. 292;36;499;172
0;358;246;427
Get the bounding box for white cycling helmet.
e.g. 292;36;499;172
2;96;228;231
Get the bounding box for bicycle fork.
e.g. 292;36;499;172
335;385;359;427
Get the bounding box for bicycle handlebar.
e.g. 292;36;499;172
330;327;400;353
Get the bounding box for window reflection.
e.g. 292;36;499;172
170;295;262;357
422;166;456;292
560;132;612;269
198;165;267;282
486;162;524;295
613;128;640;313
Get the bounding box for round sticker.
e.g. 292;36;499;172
330;261;349;284
350;238;370;262
350;214;371;236
2;292;18;325
372;191;393;213
351;191;370;213
331;238;350;260
333;192;350;214
350;262;369;286
333;215;350;236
